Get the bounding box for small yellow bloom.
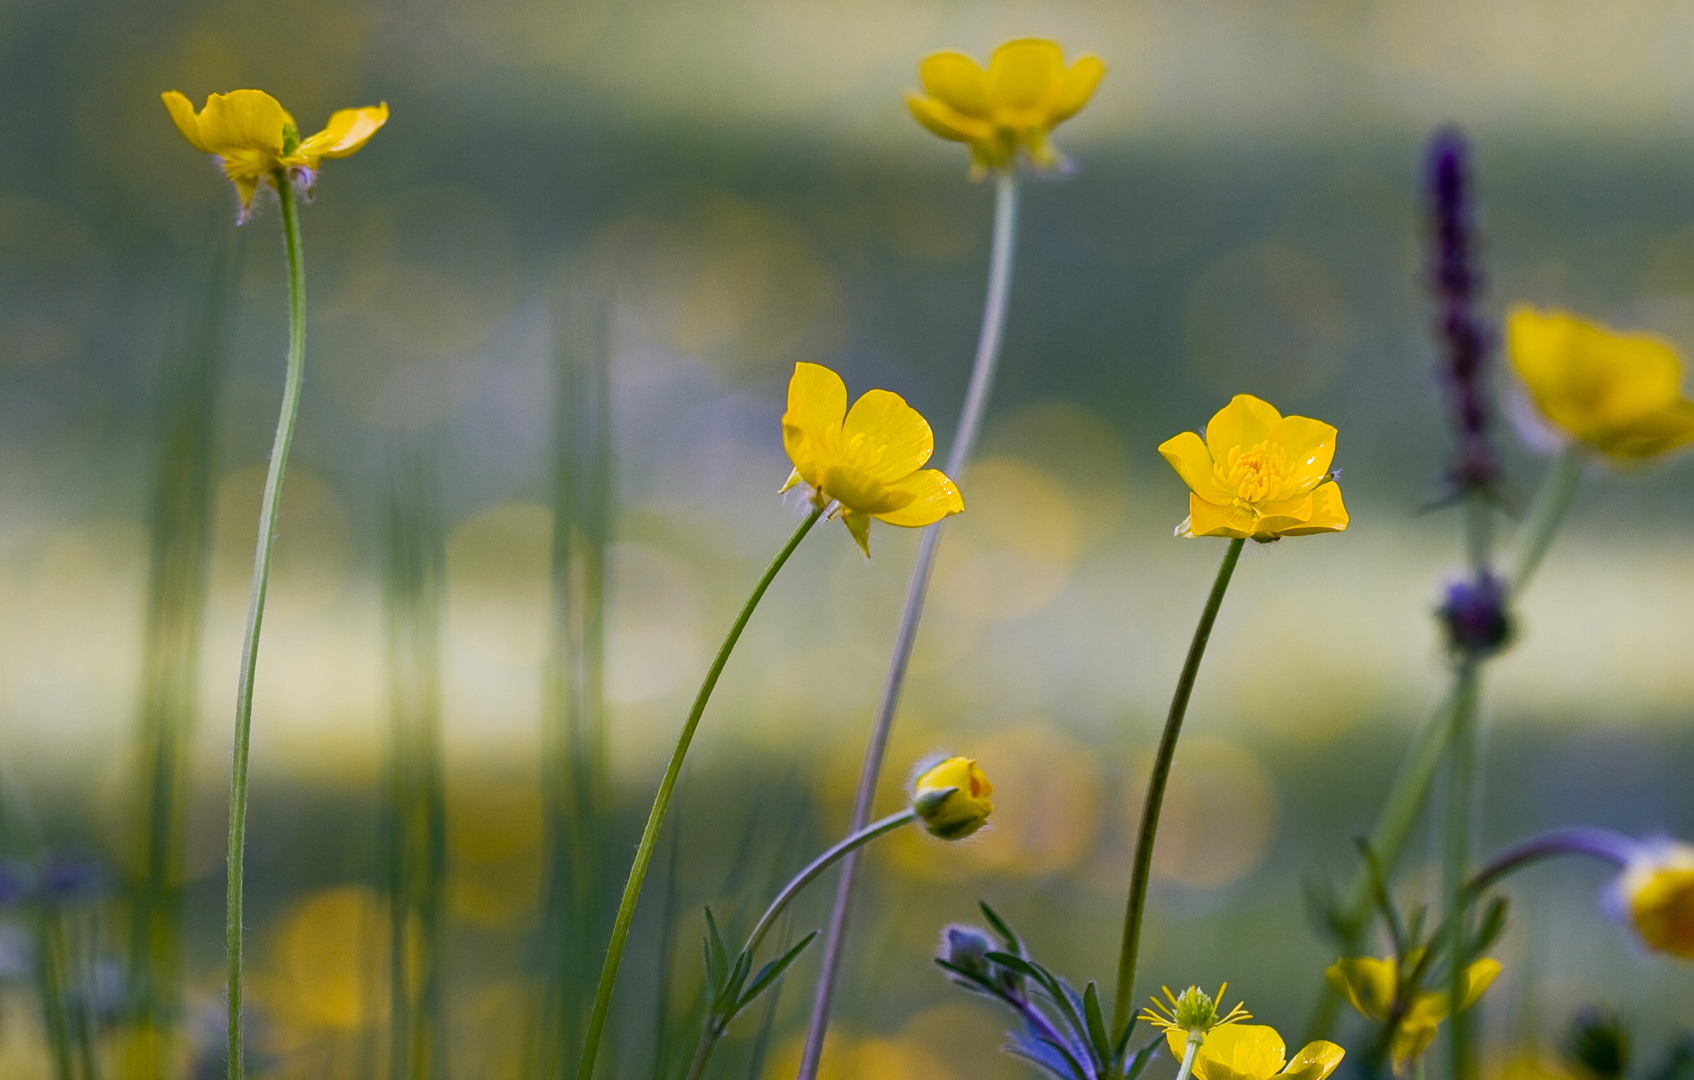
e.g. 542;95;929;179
162;89;388;221
780;362;963;556
1164;1024;1345;1080
905;38;1104;176
1614;840;1694;958
1507;306;1694;460
1326;954;1501;1076
911;757;993;839
1159;395;1348;542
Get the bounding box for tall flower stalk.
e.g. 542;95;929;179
798;38;1104;1076
161;87;386;1080
576;362;960;1080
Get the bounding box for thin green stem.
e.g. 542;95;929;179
1443;658;1482;1080
798;167;1021;1080
575;508;822;1080
226;176;307;1080
1112;537;1245;1035
1508;443;1582;597
1173;1036;1203;1080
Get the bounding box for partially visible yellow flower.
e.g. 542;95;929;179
1164;1024;1345;1080
162;89;388;221
780;362;963;556
911;757;993;839
1326;954;1501;1076
1614;840;1694;958
1507;306;1694;460
1159;395;1348;542
905;39;1104;176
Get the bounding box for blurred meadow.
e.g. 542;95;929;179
3;0;1694;1077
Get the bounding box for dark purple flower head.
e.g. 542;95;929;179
1426;126;1502;499
38;855;105;905
0;862;24;906
1439;571;1512;656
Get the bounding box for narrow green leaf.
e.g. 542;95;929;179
1083;982;1111;1066
1122;1035;1163;1080
979;901;1023;954
737;931;819;1012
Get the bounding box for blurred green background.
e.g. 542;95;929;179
3;0;1694;1076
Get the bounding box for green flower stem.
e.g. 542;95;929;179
226;175;307;1080
684;810;918;1080
1508;443;1582;597
1173;1035;1204;1080
1112;537;1246;1035
797;166;1021;1080
575;507;823;1080
1443;657;1482;1080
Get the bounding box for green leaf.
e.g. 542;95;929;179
986;952;1086;1045
979;901;1023;954
738;931;819;1013
1114;1016;1138;1064
703;907;729;992
1470;896;1509;956
1121;1036;1163;1080
1083;982;1111;1066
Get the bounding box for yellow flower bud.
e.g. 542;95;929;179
1615;841;1694;958
912;757;993;840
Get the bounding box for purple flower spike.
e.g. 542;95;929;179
1439;571;1512;656
1426;127;1501;500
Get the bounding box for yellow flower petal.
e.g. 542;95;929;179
1204;395;1284;462
1281;1042;1345;1080
782;362;847;489
1265;415;1337;492
161;90;211;152
920;51;992;118
1158;430;1231;503
297;103;389;161
842;507;873;557
1278;483;1348;536
987;38;1064;113
198;89;290;157
1325;956;1396;1021
1195;1025;1287;1080
1626;859;1694;957
840;388;934;483
905;94;977;143
1457;958;1501;1011
1185;493;1255;539
873;468;963;527
1050;55;1105;125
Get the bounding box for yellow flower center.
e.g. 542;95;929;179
1216;441;1291;505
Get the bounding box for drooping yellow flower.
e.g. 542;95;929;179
1614;840;1694;958
1159;395;1348;542
905;38;1104;176
1163;1024;1345;1080
911;757;993;839
1507;306;1694;460
780;362;963;556
1326;954;1501;1076
162;89;388;221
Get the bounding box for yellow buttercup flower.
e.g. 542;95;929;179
1614;840;1694;958
1159;395;1348;542
1143;984;1251;1052
1164;1024;1345;1080
911;757;993;839
780;362;963;556
1326;954;1501;1076
162;89;388;221
905;38;1104;176
1507;306;1694;460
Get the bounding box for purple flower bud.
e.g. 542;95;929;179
38;856;104;904
1426;127;1502;499
1439;572;1512;655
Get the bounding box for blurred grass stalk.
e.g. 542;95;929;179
381;453;448;1080
123;231;237;1080
537;274;614;1079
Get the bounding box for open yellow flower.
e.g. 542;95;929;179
780;362;963;556
1164;1024;1345;1080
1614;840;1694;958
1326;954;1501;1076
1507;306;1694;460
911;757;993;839
1159;395;1348;541
905;38;1104;176
162;89;388;220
